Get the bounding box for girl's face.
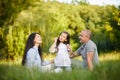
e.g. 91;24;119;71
59;32;68;42
34;34;42;44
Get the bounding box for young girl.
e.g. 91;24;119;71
22;32;52;71
49;31;72;72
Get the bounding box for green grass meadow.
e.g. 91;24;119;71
0;51;120;80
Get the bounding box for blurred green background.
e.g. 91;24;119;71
0;0;120;80
0;0;120;60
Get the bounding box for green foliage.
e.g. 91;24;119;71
0;1;120;59
91;60;120;80
0;26;26;59
0;0;42;26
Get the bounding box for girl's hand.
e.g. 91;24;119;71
54;37;58;43
67;44;72;52
50;59;54;64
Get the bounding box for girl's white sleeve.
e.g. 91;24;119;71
49;46;57;53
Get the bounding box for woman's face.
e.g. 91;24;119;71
34;34;42;44
59;32;67;42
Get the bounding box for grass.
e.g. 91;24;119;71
0;51;120;80
0;60;120;80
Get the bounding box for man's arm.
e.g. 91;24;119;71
87;52;94;70
70;51;80;58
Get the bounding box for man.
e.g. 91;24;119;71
70;29;99;70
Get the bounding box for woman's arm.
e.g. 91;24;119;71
41;59;54;66
25;49;36;67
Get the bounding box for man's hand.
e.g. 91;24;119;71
69;52;79;58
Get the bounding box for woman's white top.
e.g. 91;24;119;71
25;46;50;69
50;43;71;67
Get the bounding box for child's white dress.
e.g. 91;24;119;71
54;43;71;67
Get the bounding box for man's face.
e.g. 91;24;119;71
79;31;88;43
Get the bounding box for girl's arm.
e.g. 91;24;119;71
49;38;57;53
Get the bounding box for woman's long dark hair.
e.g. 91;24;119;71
22;33;42;65
56;31;70;48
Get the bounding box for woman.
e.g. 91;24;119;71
22;32;51;70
